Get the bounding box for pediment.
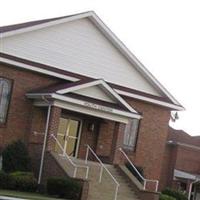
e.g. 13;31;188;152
72;85;117;103
56;79;137;114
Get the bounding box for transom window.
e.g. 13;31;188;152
123;119;140;150
0;78;12;124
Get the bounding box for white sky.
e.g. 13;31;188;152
0;0;200;136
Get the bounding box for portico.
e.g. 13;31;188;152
27;79;141;165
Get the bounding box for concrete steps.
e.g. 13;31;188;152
52;153;140;200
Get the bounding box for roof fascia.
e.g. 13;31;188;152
0;57;79;81
27;92;142;120
1;56;184;110
117;89;185;111
89;12;181;106
1;12;93;38
57;79;138;113
52;93;141;119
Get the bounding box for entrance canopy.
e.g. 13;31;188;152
27;79;141;123
174;169;200;181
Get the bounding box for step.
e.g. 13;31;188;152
52;153;141;200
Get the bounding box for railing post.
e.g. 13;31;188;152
85;167;89;179
114;184;119;200
143;179;147;190
99;166;103;183
155;181;159;192
73;167;77;178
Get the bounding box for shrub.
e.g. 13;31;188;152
0;170;10;189
125;162;144;183
9;171;38;192
47;177;82;199
2;140;31;173
160;194;176;200
162;188;187;200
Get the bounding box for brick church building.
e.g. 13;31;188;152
0;11;199;200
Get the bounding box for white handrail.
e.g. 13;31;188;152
85;144;119;200
51;134;89;179
119;148;159;192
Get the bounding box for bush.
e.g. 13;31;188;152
9;171;38;192
0;170;10;189
125;162;144;183
47;177;82;199
2;140;31;173
160;194;176;200
162;188;187;200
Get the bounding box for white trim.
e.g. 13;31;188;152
75;119;83;158
0;57;79;82
116;89;184;111
54;100;130;124
57;79;137;114
2;58;183;111
89;12;181;106
168;141;200;151
27;93;142;122
174;169;197;181
1;12;93;38
52;93;141;120
1;11;182;106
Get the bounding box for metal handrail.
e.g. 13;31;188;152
51;134;89;179
85;144;120;200
119;147;159;192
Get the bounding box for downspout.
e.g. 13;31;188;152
38;96;52;184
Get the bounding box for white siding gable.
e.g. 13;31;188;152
1;18;161;96
73;85;117;103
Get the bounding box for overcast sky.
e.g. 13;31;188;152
1;0;200;136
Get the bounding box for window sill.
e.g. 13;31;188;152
122;147;136;154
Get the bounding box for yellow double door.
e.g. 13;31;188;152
56;117;81;157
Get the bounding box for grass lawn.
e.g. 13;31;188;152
0;190;66;200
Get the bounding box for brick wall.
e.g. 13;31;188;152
124;97;171;186
0;62;173;192
96;120;115;158
160;128;200;190
46;106;62;151
168;128;200;146
175;146;200;174
0;63;62;149
78;118;100;159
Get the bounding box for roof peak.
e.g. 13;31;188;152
0;11;94;33
0;12;183;109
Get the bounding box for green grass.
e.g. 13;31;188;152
0;189;66;200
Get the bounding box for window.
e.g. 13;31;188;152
123;119;140;150
0;78;12;124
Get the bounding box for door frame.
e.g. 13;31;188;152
60;114;83;158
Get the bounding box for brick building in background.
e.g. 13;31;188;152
161;127;200;199
0;11;198;200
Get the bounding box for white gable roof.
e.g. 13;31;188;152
0;11;182;109
73;85;117;103
26;79;142;123
56;79;138;114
